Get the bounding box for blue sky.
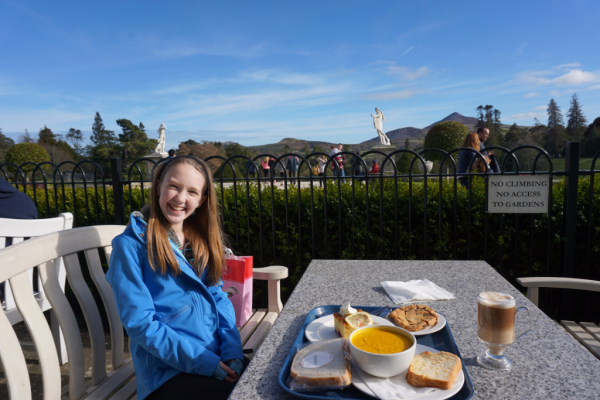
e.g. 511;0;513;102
1;0;599;148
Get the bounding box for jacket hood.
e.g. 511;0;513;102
0;178;19;200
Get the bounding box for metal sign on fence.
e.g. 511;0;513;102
487;175;550;214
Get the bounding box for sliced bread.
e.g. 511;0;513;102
406;351;461;390
290;338;351;389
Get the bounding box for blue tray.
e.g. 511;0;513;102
278;305;474;400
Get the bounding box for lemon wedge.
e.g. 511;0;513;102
345;312;374;330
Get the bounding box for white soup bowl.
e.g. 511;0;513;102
349;325;416;378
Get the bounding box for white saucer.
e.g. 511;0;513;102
305;315;394;342
390;313;447;336
352;344;465;400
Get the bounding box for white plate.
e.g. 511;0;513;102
305;315;394;342
352;344;465;400
389;313;447;336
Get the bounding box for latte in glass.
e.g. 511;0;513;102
477;292;516;354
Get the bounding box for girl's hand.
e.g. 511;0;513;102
220;361;239;383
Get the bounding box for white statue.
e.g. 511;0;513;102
154;123;167;154
371;107;391;146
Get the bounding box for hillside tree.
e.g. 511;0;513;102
66;128;84;157
566;93;587;141
18;129;35;144
0;129;15;163
37;126;76;163
544;99;567;157
116;119;155;165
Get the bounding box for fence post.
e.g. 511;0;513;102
561;141;580;320
110;157;126;225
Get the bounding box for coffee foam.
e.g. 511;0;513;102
478;292;515;309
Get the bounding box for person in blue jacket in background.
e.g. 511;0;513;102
106;155;245;400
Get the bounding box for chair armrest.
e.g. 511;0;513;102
517;277;600;307
253;266;288;314
517;277;600;291
253;266;288;281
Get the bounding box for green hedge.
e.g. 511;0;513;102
25;177;600;309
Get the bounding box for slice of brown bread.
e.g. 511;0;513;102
406;351;461;390
290;339;351;389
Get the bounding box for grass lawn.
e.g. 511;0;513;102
550;158;597;171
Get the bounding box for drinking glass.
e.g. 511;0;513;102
476;291;532;370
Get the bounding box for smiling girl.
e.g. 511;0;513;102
106;156;245;400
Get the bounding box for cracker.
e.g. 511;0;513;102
389;305;438;332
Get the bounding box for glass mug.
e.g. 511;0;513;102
477;291;532;370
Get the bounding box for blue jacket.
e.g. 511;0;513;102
286;156;299;172
106;213;243;400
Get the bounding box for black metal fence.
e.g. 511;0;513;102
2;143;599;322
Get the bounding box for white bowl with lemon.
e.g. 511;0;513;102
349;325;417;378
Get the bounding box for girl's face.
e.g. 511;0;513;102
158;163;206;229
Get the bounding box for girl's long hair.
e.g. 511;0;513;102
462;132;481;150
145;156;225;286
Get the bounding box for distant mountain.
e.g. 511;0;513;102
360;112;478;145
423;112;478;130
244;112;506;152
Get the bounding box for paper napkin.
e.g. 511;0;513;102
381;279;455;304
352;360;437;399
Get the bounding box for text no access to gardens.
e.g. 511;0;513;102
487;175;550;214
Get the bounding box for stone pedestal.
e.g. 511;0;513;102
143;152;168;180
371;144;398;174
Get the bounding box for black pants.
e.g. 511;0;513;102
262;169;269;178
318;172;325;187
146;357;251;400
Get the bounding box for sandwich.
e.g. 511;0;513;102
289;338;351;390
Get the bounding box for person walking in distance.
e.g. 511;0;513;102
286;153;299;184
261;157;270;179
457;132;482;187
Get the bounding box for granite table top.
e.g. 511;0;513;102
229;260;600;399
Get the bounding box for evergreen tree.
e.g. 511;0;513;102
566;93;587;140
544;99;567;157
547;99;564;128
182;139;199;146
139;122;146;133
18;129;35;143
116;119;154;164
66;128;84;156
582;117;600;157
476;106;485;128
91;112;116;147
504;123;522;149
38;125;57;146
405;138;411;149
0;128;15;163
584;126;600;157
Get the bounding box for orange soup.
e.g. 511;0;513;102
351;327;413;354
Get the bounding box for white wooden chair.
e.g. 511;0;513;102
517;277;600;359
0;212;73;365
0;225;288;400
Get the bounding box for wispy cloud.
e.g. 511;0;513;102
509;112;546;120
240;70;324;86
523;92;540;98
361;89;421;100
518;66;600;86
516;42;527;55
533;105;548;110
554;63;581;70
